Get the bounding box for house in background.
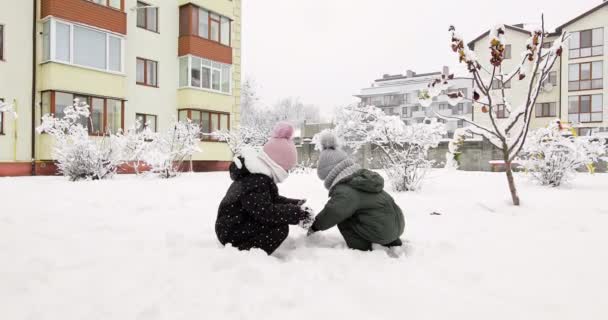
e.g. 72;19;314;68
468;0;607;136
0;0;242;176
356;67;475;139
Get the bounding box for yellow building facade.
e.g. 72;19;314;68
469;1;608;136
0;0;241;176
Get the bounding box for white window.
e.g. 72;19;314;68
42;18;125;73
55;22;71;62
179;55;232;94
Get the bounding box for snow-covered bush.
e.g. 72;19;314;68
420;19;568;205
211;126;268;156
290;159;315;175
140;120;201;179
37;99;124;181
445;129;466;170
519;123;607;187
117;119;152;175
327;104;445;192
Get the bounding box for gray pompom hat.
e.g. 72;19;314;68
316;131;361;190
316;132;348;180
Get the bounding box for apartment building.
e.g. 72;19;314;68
356;68;475;138
468;1;608;136
0;0;242;176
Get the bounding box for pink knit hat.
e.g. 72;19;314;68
262;122;297;171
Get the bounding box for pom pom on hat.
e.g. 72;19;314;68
318;130;339;150
271;122;294;139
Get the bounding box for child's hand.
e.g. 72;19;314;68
298;206;315;230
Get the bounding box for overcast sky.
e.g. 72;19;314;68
242;0;600;114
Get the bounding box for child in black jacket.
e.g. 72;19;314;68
215;123;313;255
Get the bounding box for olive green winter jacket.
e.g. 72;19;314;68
312;169;405;245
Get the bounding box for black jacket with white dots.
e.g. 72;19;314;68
215;158;305;250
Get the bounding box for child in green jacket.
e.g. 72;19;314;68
309;132;405;251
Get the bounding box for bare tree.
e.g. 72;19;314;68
420;17;568;205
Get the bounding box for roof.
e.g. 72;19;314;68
375;72;442;82
556;1;608;32
467;25;531;50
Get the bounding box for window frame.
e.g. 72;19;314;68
41;18;125;74
41;90;125;135
495;104;510;119
136;1;159;33
87;0;124;11
0;24;4;61
568;61;603;92
535;102;556;118
177;108;230;141
178;55;232;94
0;98;4;135
569;28;604;59
504;44;512;60
491;79;511;90
135;113;158;133
182;5;232;47
568;94;603;124
136;57;159;87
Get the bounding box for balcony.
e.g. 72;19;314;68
178;3;233;64
41;0;127;35
412;111;427;118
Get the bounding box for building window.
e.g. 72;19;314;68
569;28;603;59
88;0;123;10
136;1;158;33
135;113;157;132
496;104;509;118
42;19;124;73
568;61;603;91
0;24;4;61
491;79;511;90
41;91;125;134
568;94;603;123
178;109;229;138
438;103;448;110
542;41;553;49
457;120;464;128
136;58;158;87
454;103;465;115
535;102;557;118
178;55;231;94
0;98;4;135
541;71;558;87
504;44;512;59
181;5;231;47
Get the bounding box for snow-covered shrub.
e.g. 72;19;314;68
520;123;607;187
211;126;268;156
117;119;152;175
290;159;315;175
37;99;124;181
328;104;445;192
445;129;466;170
140;120;201;179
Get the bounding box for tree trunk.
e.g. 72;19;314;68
505;160;520;206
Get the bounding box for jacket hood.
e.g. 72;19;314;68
343;169;384;193
229;157;251;181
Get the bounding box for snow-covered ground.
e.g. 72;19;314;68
1;170;607;320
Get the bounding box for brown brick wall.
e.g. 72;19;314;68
178;35;233;64
41;0;127;35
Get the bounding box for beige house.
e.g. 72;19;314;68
468;1;607;136
0;0;241;176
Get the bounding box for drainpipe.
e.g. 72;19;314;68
30;0;37;175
